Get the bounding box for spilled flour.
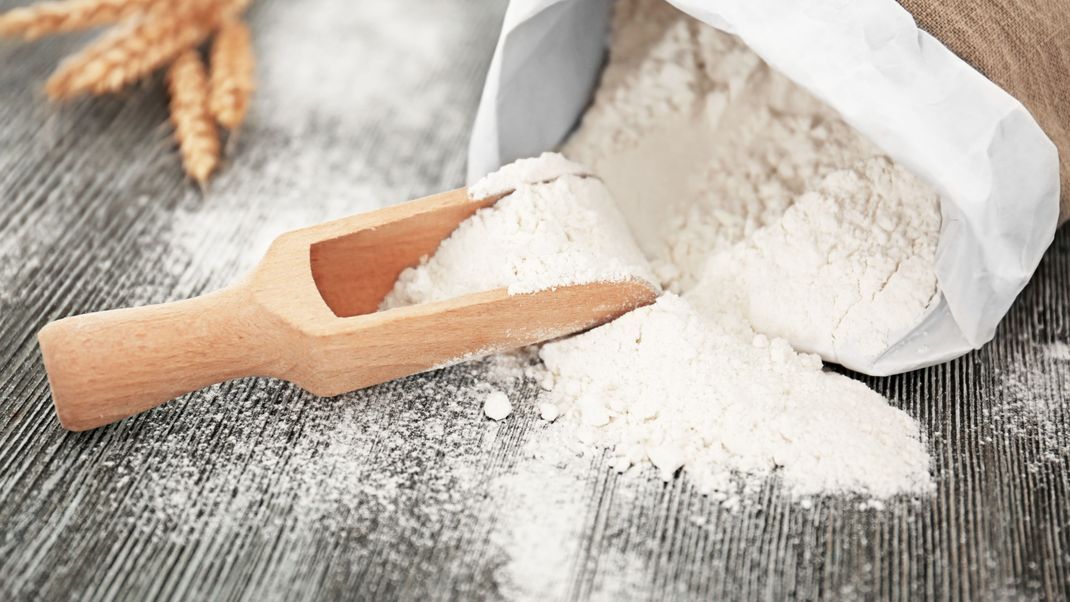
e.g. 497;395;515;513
387;150;933;499
483;389;513;420
382;0;939;501
24;0;1064;598
539;295;931;498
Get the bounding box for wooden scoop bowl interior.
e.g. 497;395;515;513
38;187;657;431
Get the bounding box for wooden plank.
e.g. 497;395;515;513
0;0;1068;600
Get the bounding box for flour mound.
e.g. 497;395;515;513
688;157;941;365
381;154;656;308
380;0;939;501
539;295;933;498
562;0;941;367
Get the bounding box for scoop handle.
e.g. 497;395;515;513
37;283;281;431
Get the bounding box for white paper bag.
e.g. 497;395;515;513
467;0;1061;376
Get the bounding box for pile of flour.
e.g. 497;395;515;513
562;0;941;367
383;0;941;500
385;151;933;499
381;153;656;309
688;157;942;365
538;295;932;498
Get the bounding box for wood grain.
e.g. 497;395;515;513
1;0;1069;600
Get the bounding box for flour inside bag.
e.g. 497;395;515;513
468;0;1062;375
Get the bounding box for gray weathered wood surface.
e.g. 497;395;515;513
1;1;1069;600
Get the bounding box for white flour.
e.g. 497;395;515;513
688;157;941;365
467;152;589;200
382;0;939;500
42;0;1060;596
561;1;877;290
381;155;656;308
539;295;932;498
483;389;513;420
383;151;933;498
562;0;941;367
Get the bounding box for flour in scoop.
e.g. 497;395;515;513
380;153;656;308
467;151;589;200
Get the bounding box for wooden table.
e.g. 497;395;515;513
1;1;1068;599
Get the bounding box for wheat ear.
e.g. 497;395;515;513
45;2;222;100
208;18;253;130
167;48;219;185
0;0;163;40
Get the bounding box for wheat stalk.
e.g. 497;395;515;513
12;0;254;184
45;0;224;99
0;0;162;40
167;48;219;184
208;18;253;130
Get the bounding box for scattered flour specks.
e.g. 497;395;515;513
1044;342;1070;361
981;342;1070;468
483;389;513;420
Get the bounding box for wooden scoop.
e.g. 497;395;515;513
37;187;657;431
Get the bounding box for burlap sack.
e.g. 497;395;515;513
899;0;1070;223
